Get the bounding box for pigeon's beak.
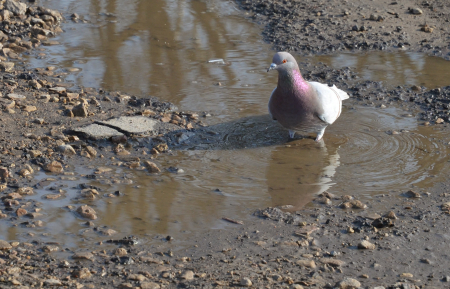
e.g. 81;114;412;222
267;63;277;72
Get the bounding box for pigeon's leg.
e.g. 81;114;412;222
288;130;296;138
315;128;326;142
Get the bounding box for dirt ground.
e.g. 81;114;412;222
1;0;450;288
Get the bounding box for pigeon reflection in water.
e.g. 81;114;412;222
266;138;341;211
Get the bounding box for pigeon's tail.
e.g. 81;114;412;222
331;85;350;100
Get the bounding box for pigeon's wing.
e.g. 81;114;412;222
309;82;347;125
268;87;277;120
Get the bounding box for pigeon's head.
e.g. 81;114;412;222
267;52;299;73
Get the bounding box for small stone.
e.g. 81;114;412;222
72;252;94;261
140;282;161;289
33;118;45;124
0;167;10;179
404;190;421;198
351;200;367;209
295;225;319;237
340;202;352;209
57;145;76;155
85;146;97;157
128;274;147;281
113;248;127;256
29;150;42;158
16;208;27;217
420;258;432;264
5;0;27;16
99;228;117;236
76;205;97;220
140;256;164;264
29;80;42;89
80;188;99;199
0;240;12;250
336;277;361;289
43;161;64;173
42;245;59;253
144;160;161;173
384;211;397;219
66;92;79;100
411;8;423;15
372;217;395;228
315;196;332;205
49;87;67;94
180;270;194;280
240;277;252;287
7;267;21;274
320;258;345;267
22;105;37;112
72;103;88;117
26;212;43;219
358;240;376;250
399;273;413;278
44;279;62;286
436;118;444;124
421;24;434;33
0;62;14;71
296;259;316;268
72;267;92;279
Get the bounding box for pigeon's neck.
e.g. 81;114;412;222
278;69;310;94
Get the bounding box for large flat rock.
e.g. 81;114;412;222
96;116;158;135
72;124;124;140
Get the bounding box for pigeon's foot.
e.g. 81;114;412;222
288;130;295;139
315;128;326;142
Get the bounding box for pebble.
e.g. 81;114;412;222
43;161;64;173
180;270;194;280
358;240;376;250
411;8;423;15
144;160;161;173
404;190;421;198
140;282;161;289
384;211;398;219
72;103;88;117
44;279;62;286
399;273;413;278
72;267;92;279
320;258;345;267
113;248;127;256
0;240;12;250
76;205;97;220
16;208;27;217
72;252;94;260
240;277;252;287
336;277;361;288
57;144;76;155
128;274;147;281
296;259;316;268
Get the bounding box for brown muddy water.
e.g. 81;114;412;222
2;0;450;248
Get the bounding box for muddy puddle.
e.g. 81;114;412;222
313;51;450;89
2;0;450;247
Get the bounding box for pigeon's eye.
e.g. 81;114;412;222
282;59;287;63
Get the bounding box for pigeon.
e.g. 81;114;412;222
267;52;349;141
